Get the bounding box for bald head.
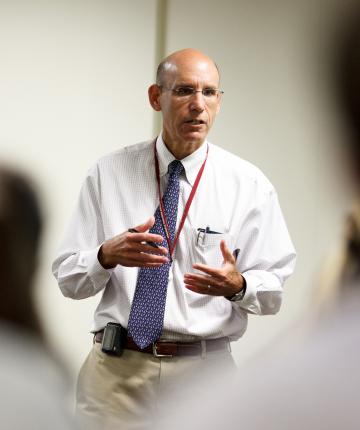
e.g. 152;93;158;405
149;48;222;159
156;48;220;87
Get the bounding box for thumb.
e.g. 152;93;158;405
220;240;235;264
133;216;155;233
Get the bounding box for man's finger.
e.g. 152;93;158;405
124;251;168;265
132;216;155;233
184;273;213;287
131;242;168;256
220;240;235;263
128;231;165;246
192;263;222;277
184;283;224;296
130;251;168;264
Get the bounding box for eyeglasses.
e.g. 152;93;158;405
160;86;224;100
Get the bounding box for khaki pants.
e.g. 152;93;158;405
76;342;235;430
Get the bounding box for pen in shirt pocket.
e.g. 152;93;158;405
197;226;222;245
233;248;240;261
128;228;160;248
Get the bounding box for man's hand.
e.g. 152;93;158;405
184;240;245;297
98;217;168;269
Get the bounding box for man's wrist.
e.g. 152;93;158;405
226;276;247;302
98;245;116;269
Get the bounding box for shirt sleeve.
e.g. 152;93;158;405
235;189;296;315
52;165;112;299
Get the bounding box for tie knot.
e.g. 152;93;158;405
168;160;184;177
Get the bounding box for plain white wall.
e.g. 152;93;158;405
0;0;356;381
0;0;157;376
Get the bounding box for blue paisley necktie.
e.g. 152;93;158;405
127;160;184;349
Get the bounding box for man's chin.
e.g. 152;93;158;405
181;131;207;146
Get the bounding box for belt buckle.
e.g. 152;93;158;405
152;341;173;358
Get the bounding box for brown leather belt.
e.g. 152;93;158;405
94;331;230;358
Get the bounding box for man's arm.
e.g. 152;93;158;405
52;169;167;300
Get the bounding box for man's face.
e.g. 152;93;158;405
157;57;221;154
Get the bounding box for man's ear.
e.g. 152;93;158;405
148;84;162;112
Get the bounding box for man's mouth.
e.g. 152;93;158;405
185;119;205;125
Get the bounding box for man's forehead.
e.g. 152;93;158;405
162;60;219;85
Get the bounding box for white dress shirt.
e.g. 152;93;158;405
52;134;296;341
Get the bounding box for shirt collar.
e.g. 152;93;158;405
155;133;209;186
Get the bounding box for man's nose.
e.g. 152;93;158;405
189;91;206;112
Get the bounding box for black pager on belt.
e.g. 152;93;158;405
101;322;126;356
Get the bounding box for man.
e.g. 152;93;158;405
53;48;296;428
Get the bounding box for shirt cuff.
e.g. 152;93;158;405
82;245;113;286
234;272;262;313
236;272;283;315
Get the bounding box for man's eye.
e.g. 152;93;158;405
203;88;217;97
175;87;194;96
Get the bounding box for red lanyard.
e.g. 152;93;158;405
154;140;209;257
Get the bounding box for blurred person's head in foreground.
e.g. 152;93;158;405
0;166;77;429
333;5;360;287
0;165;43;336
335;6;360;187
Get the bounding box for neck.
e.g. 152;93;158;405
162;139;204;160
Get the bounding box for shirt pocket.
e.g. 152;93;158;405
190;228;234;268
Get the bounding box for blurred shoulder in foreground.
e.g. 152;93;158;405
0;165;76;429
